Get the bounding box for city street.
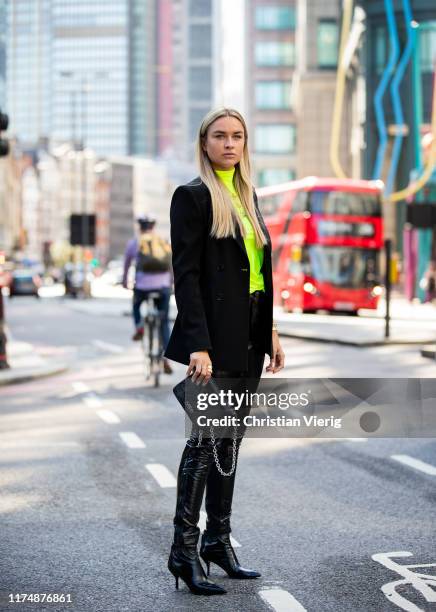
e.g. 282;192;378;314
2;0;436;610
1;296;435;612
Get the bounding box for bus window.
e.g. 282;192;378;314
309;191;382;216
289;246;379;288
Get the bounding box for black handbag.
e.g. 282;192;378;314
172;374;224;423
172;375;197;422
172;374;243;476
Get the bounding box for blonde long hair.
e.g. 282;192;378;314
195;107;268;249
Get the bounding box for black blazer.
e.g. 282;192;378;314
164;176;273;371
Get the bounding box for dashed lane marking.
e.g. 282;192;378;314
391;454;436;476
146;463;177;488
97;410;120;424
71;381;90;393
119;432;146;449
82;394;103;408
259;587;307;611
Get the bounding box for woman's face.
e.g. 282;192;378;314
202;116;245;170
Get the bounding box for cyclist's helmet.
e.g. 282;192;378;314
137;215;156;231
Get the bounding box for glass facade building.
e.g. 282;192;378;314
187;0;214;143
255;41;295;67
170;0;217;161
255;6;295;30
317;20;339;69
6;0;52;144
129;0;156;156
51;0;129;155
5;0;157;156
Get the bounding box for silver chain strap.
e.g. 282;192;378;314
210;425;239;477
196;425;240;477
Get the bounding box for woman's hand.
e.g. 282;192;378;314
187;351;213;386
265;330;285;374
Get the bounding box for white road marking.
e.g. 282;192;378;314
97;410;120;424
72;381;90;393
119;432;146;449
199;510;240;548
391;454;436;476
373;551;436;611
146;463;177;488
344;438;368;442
93;340;124;354
82;394;103;408
259;587;307;611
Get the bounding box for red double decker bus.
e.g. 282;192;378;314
257;177;384;315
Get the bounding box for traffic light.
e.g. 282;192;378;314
70;214;96;246
0;110;9;158
406;202;436;228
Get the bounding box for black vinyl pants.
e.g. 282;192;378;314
173;291;266;547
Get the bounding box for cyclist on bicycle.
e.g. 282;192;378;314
122;216;173;375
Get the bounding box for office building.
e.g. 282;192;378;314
245;0;297;186
6;0;157;156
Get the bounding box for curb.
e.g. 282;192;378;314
0;363;69;387
420;346;436;360
279;330;436;348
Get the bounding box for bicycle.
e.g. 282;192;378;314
141;291;164;387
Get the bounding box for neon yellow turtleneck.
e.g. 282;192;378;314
214;167;265;293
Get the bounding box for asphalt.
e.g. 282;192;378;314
1;296;435;611
1;292;435;387
67;294;436;347
0;340;68;386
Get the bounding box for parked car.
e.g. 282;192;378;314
9;269;42;297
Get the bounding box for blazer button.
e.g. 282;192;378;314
217;264;224;271
216;292;224;301
241;268;248;272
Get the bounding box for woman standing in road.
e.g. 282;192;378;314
164;107;285;596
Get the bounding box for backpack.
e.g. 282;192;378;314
136;234;172;273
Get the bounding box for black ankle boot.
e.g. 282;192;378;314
200;532;261;579
168;543;226;595
169;441;227;595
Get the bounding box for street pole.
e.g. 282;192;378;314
385;239;392;339
61;70;107;297
81;76;90;297
0;290;10;369
0;112;10;368
81;76;89;253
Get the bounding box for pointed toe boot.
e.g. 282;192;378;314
200;532;261;579
168;441;227;595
